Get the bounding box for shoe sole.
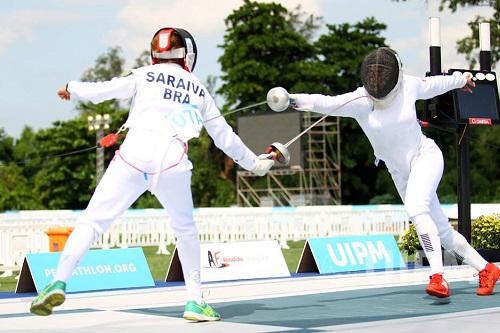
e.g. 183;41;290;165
426;289;450;298
30;292;66;316
183;311;220;322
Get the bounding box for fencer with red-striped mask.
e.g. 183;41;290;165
269;47;499;299
30;27;274;321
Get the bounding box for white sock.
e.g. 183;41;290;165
184;270;203;304
439;228;488;271
176;233;203;303
413;214;444;274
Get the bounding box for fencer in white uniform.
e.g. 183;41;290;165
268;47;499;298
30;27;274;320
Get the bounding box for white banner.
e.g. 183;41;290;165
166;240;290;282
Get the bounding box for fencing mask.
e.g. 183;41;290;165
151;27;197;72
360;47;402;100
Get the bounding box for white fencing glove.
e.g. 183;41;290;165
252;154;274;176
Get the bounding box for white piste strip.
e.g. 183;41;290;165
0;264;480;314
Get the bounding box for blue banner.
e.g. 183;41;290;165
308;235;406;274
27;248;154;293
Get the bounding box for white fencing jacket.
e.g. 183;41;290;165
68;63;258;172
291;73;466;175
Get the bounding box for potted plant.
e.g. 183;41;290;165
472;213;500;262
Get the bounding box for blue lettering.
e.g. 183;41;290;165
156;73;165;84
146;72;155;82
192;84;199;94
173;91;182;103
167;75;175;87
194;111;203;124
182;94;190;104
163;88;172;99
176;78;186;90
199;89;205;98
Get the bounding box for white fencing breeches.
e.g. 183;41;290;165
390;138;487;272
54;151;203;301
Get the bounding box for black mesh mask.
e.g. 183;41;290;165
361;48;401;99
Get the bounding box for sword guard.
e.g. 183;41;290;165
266;142;290;165
267;87;290;112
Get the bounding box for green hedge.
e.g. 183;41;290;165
471;213;500;250
398;213;500;254
398;224;420;256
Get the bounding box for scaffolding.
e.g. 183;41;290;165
236;112;341;207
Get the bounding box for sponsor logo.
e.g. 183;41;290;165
206;250;230;268
468;118;492;125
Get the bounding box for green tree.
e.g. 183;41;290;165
32;118;95;209
0;129;41;210
0;129;14;163
218;0;317;109
208;1;322;206
0;163;42;211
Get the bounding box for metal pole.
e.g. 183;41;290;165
88;113;111;185
428;17;442;120
96;128;105;184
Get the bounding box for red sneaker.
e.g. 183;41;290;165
426;273;450;298
477;263;500;296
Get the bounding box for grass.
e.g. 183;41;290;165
0;275;18;292
0;240;307;292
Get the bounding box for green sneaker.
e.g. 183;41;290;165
183;300;221;322
30;281;66;316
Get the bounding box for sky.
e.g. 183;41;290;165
0;0;495;139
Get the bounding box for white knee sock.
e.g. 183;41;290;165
439;228;488;271
412;214;443;274
184;270;203;304
176;233;203;304
53;223;99;282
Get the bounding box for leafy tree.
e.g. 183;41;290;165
0;129;14;163
468;126;500;202
32;118;95;209
208;1;322;205
218;0;318;109
133;50;151;69
0;163;42;211
81;47;126;82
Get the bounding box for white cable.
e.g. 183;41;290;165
204;100;267;123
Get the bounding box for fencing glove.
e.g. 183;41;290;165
252;154;274;176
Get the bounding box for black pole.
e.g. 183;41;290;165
456;126;471;242
457;49;492;243
479;50;492;72
429;46;442;75
428;46;442;119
